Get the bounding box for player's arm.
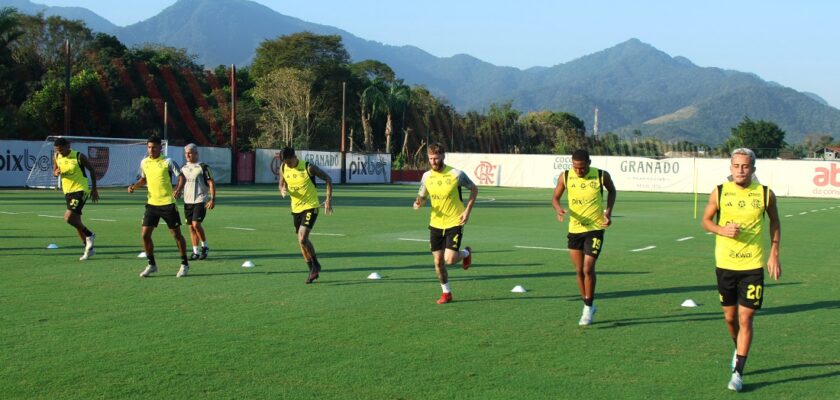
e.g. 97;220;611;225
461;181;478;225
601;171;617;227
278;166;287;198
203;164;216;209
551;172;567;222
308;163;333;215
170;160;185;199
128;177;146;193
700;188;739;238
413;174;428;209
52;152;61;177
766;190;781;280
79;153;99;202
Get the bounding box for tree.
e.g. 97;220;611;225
725;116;787;158
252;32;350;80
252;68;327;149
359;79;386;152
383;80;411;154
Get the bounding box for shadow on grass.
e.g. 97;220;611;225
744;362;840;392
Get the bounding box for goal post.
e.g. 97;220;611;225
26;135;167;189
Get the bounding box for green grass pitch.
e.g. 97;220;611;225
1;184;838;399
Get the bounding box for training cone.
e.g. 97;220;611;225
47;243;59;249
137;251;147;258
241;260;255;268
511;285;527;293
681;299;698;307
367;272;382;280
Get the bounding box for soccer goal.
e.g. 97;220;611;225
26;135;167;189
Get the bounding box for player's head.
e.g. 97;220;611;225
427;142;446;171
147;135;162;158
730;148;756;186
571;149;591;177
281;146;297;167
184;143;199;163
53;137;70;157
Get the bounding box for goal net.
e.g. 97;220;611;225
26;136;167;189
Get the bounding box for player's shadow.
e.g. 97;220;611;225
743;362;840;392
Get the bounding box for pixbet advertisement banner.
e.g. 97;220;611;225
0;140;49;187
345;152;391;183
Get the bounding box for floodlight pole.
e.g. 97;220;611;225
340;81;346;184
64;40;71;135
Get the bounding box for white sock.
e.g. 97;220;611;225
441;283;451;293
192;246;200;254
201;241;207;248
460;248;470;258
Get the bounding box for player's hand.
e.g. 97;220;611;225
601;211;611;227
128;185;135;193
90;188;99;203
720;222;740;238
173;189;182;199
459;211;471;225
206;199;215;210
555;208;566;223
280;187;287;198
324;200;333;216
767;257;781;280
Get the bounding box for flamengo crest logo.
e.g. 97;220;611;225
813;164;840;187
474;161;497;185
87;146;109;180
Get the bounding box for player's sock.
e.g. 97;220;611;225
583;297;593;307
201;241;207;248
313;256;322;271
147;255;156;266
734;355;747;375
181;255;189;265
306;260;314;272
460;248;470;258
192;245;200;254
82;227;93;237
441;283;451;293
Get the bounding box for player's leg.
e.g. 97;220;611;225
430;227;452;304
443;226;469;268
64;210;86;243
140;225;157;277
193;221;208;259
569;249;585;298
582;255;597;303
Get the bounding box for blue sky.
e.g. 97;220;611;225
39;0;840;108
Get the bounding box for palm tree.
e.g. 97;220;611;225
360;79;386;151
383;80;411;154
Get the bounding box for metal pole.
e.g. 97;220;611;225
230;65;238;184
340;81;346;184
163;101;168;141
64;40;70;135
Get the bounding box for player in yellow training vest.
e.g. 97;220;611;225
701;148;781;392
128;136;190;278
278;147;333;284
52;137;99;260
413;143;477;304
551;149;616;326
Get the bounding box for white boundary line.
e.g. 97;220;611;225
475;197;496;203
37;214;63;219
311;233;346;236
784;215;793;217
676;237;694;242
810;209;819;212
398;238;426;242
631;246;656;252
0;211;20;215
799;212;808;215
225;227;256;231
90;218;116;222
514;245;568;251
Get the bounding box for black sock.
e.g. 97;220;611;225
313;256;322;270
147;255;156;266
83;227;93;237
181;255;189;265
306;260;314;272
583;297;593;307
734;355;747;375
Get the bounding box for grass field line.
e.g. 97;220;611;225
398;238;426;242
785;214;793;217
311;233;346;236
225;226;256;231
631;245;656;252
799;212;808;215
0;211;20;214
90;218;116;222
676;236;694;241
475;197;496;203
37;214;63;219
514;245;568;251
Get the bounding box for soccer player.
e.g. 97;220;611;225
277;147;333;284
551;149;617;325
127;136;190;278
701;148;781;392
181;144;216;260
52;137;98;260
412;143;477;304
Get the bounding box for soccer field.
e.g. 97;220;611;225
1;185;838;399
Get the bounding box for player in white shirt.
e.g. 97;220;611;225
181;144;216;260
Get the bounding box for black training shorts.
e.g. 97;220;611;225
143;204;182;229
65;191;88;215
716;267;765;309
184;202;207;224
567;229;605;259
293;208;319;233
429;225;464;252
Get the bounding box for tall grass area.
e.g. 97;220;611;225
1;185;838;399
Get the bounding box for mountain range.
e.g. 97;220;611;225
4;0;840;145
